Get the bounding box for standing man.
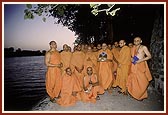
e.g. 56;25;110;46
45;41;62;102
115;40;131;95
98;43;113;93
111;41;120;87
83;46;98;75
70;44;85;88
97;44;102;51
128;43;134;48
127;37;152;100
60;44;72;74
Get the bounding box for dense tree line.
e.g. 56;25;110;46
4;47;46;57
24;4;163;47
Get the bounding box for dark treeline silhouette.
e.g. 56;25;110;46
4;47;46;57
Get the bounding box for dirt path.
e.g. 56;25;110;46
32;87;164;112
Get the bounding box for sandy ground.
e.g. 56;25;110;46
32;86;164;113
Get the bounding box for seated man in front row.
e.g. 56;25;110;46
81;67;105;103
57;67;82;106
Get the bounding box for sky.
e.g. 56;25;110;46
3;4;77;51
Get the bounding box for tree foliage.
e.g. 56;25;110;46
24;4;120;45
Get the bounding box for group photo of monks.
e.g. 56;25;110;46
44;36;152;107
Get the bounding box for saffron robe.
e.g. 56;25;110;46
115;46;131;92
70;51;85;88
60;51;72;73
98;49;113;90
83;52;98;75
45;51;62;99
93;51;99;74
111;48;120;87
81;74;104;103
57;73;81;106
111;48;120;72
127;46;152;100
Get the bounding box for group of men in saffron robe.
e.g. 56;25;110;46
44;36;152;107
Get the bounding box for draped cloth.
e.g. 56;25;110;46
111;48;120;72
60;51;72;73
57;73;81;106
46;51;62;99
83;52;98;75
115;46;131;93
98;49;113;90
81;74;104;103
127;46;152;100
70;51;85;88
111;48;120;87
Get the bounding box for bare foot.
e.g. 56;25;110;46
50;98;56;103
108;89;112;94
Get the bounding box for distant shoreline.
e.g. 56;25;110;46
4;47;46;57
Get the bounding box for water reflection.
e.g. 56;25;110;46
4;56;47;111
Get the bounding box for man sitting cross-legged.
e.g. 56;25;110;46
81;67;105;103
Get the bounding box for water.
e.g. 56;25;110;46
4;56;47;111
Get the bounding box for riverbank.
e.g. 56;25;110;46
32;86;164;112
